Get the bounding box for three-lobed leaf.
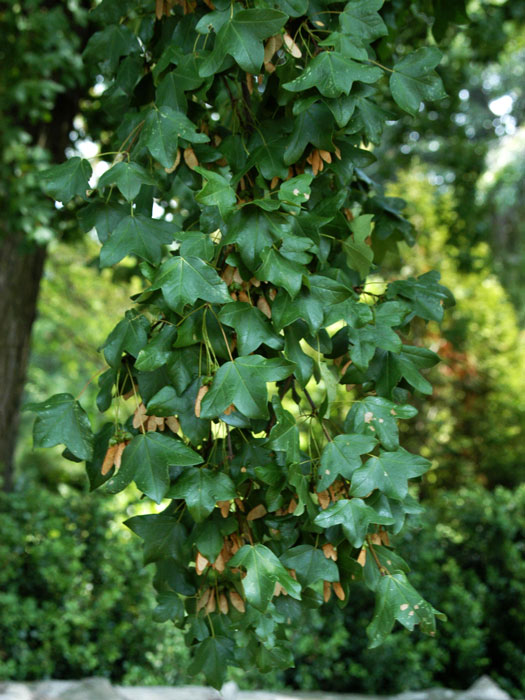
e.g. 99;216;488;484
350;447;431;500
229;544;301;611
107;432;202;503
41;157;92;203
390;47;446;115
318;433;377;490
199;9;288;76
167;467;236;522
283;52;382;98
314;498;394;548
368;573;445;648
149;255;231;310
97;161;157;202
200;355;295;419
25;393;94;461
139;106;209;169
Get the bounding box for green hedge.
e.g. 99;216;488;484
0;485;189;684
283;485;525;697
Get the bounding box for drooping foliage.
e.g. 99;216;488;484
32;0;458;686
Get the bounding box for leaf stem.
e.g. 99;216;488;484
303;387;332;442
75;367;105;400
205;304;235;362
367;58;393;73
366;535;388;575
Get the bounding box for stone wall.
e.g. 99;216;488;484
0;675;520;700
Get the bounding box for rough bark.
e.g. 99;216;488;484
0;235;47;489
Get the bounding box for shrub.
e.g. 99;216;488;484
0;484;190;684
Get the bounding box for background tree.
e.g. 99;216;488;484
0;1;93;489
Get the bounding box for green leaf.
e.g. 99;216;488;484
194;517;236;561
319;32;368;62
387;270;455;322
125;514;186;564
153;592;185;624
347;320;403;371
83;24;140;74
247;126;289;180
309;275;355;305
363;544;410;592
280;545;339;586
107;432;203;503
199;9;288;76
194;166;237;219
145;386;185;416
139;106;209;169
167;468;236;522
283;325;314;387
368;573;445;648
350;447;430;500
370;345;440;396
99;215;174;266
97;161;157;202
150;255;231;310
188;637;234;689
283;52;382;98
389;47;446;115
318;434;377;491
353;90;393;143
218;302;284;355
344;214;374;279
41;157;92;203
200;355;295;419
256;247;306;299
266;396;300;465
272;290;324;334
393;345;440;394
101;311;149;368
78;202;128;243
313;498;394;548
135;326;178;372
229;544;301;612
339;0;388;46
25;393;94;461
222;208;277;269
278;174;313;207
344;396;418;451
283;104;335;164
179;231;215;261
267;0;307;17
167;348;200;394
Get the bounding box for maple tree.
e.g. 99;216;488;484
29;0;458;687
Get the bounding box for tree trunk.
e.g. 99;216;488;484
0;234;46;490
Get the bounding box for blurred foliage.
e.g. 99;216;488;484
0;0;92;244
478;132;525;325
284;485;525;697
387;168;525;491
0;484;192;684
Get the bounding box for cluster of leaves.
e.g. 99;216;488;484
31;0;454;687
